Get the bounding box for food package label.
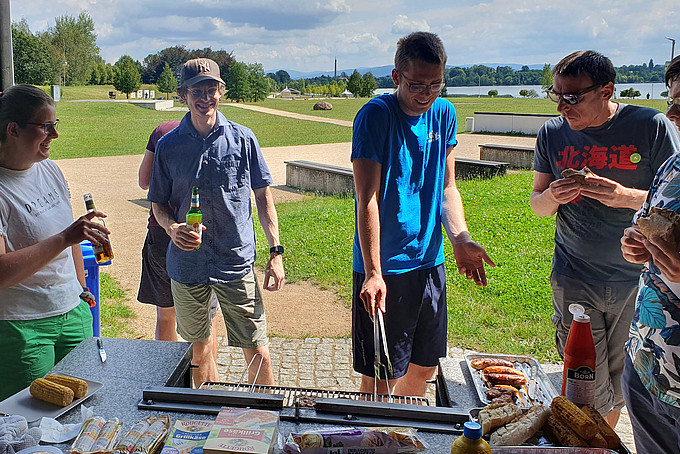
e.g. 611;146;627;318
161;420;213;454
203;407;279;454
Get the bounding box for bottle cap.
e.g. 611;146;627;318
569;304;585;316
574;313;590;322
463;421;482;440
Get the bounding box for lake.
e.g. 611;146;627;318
374;82;668;99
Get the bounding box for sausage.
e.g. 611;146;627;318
483;372;528;388
470;358;514;370
482;365;526;376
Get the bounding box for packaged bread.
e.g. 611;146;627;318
131;415;171;454
115;418;153;454
70;417;123;454
284;426;427;453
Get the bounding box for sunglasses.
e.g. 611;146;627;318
187;86;220;98
545;84;601;105
399;74;445;94
26;119;60;134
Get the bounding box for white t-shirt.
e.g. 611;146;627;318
0;159;81;320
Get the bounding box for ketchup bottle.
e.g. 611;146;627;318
561;304;596;407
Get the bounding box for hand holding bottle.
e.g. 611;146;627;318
61;210;110;247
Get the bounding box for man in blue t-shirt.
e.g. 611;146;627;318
531;50;679;427
351;32;495;397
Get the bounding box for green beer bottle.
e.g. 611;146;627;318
186;187;202;251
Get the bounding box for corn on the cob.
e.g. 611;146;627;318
45;374;88;398
581;405;621;450
29;377;74;406
550;396;598;440
543;414;589;447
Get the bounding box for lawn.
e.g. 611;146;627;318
252;171;560;362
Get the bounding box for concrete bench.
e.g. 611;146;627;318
455;157;509;179
285;160;355;195
285;157;509;195
479;143;535;169
473;112;558;135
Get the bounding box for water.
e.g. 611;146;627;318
375;82;668;99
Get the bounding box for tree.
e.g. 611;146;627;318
540;63;553;91
113;55;141;98
224;61;250;102
12;20;54;85
527;89;539;98
360;72;377;97
347;70;363;97
247;63;270;102
519;89;529;98
48;11;100;85
488;89;498;97
649;58;654;69
620;87;641;99
156;63;177;98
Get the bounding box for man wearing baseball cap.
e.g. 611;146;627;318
148;58;285;386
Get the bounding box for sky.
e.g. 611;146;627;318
9;0;680;75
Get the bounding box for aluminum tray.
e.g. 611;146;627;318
464;352;558;407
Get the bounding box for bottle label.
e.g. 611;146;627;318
565;365;596;406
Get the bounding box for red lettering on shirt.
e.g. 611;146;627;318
609;145;638;170
583;146;609;170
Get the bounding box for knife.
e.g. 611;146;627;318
97;337;107;363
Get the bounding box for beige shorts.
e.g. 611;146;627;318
171;270;269;349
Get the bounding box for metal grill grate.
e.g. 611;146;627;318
199;382;430;407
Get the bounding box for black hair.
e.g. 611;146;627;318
666;55;680;88
394;32;447;75
552;50;616;87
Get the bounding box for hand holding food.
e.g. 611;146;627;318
636;207;680;249
561;166;595;185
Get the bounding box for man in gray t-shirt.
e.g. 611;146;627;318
531;50;680;427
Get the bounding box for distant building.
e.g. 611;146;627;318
280;87;301;98
341;90;354;98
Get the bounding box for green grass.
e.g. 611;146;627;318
99;272;137;338
253;171;560;362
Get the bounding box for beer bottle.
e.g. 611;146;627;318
186;187;202;251
83;193;114;264
561;304;596;407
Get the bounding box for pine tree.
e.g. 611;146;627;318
156;63;177;99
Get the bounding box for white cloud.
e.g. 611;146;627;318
391;15;430;34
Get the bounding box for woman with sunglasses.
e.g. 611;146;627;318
0;84;109;400
620;55;680;454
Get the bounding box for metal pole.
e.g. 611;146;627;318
667;37;676;61
0;0;15;90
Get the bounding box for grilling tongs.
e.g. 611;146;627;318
373;304;393;401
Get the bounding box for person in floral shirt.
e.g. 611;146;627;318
621;54;680;453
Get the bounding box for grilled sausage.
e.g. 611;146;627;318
470;358;514;370
483;371;528;388
482;365;526;376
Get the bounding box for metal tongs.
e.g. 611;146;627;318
373;305;393;402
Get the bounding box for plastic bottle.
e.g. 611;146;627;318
561;304;596;407
451;421;492;454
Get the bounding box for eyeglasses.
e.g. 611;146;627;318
26;119;59;134
546;84;601;105
187;86;220;98
399;74;445;94
667;97;680;109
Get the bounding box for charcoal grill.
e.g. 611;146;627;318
138;356;470;434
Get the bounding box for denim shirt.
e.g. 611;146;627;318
148;111;273;285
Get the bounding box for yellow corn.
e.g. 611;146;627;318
544;414;589;447
550;396;598;440
30;377;74;406
45;374;88;398
581;405;621;450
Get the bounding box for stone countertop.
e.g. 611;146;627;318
45;338;460;453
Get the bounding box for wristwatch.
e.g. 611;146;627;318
270;245;284;255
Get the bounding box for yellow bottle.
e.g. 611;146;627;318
451;422;492;454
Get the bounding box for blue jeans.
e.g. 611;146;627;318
622;354;680;454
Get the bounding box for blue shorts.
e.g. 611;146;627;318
622;354;680;453
352;264;447;379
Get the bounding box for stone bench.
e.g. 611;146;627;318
455;157;509;179
285;160;355;195
479;143;535;169
285;158;509;195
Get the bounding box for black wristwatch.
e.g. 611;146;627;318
270;245;284;255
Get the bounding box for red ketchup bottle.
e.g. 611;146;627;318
561;304;596;406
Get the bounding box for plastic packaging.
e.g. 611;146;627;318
561;304;596;407
450;421;492;454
